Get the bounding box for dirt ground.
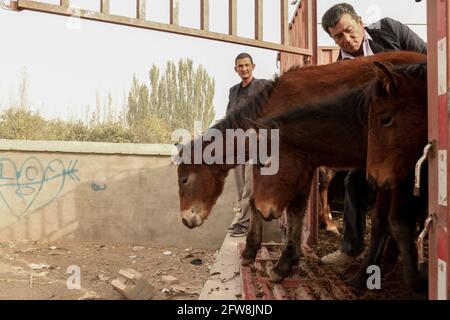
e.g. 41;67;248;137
0;240;216;300
0;198;426;300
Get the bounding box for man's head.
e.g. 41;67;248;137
322;3;365;54
234;53;255;83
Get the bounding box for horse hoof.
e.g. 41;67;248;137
326;225;340;235
269;270;285;282
241;257;255;266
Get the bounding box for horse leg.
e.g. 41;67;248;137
241;197;263;266
382;235;399;266
347;190;390;288
269;192;309;282
318;167;339;234
387;187;420;294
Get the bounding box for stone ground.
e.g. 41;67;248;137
0;240;216;300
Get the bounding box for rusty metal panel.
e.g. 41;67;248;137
279;0;316;73
239;243;356;300
317;46;340;65
427;0;449;300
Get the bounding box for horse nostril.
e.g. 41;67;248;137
367;175;378;190
180;176;189;185
268;208;275;220
182;218;189;227
384;177;392;190
256;208;264;218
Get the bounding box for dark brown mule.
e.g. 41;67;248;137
176;51;426;282
364;62;428;294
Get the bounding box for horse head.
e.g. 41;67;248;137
367;61;428;189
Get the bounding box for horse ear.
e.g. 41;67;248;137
373;61;398;95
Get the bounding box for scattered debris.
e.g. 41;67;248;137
128;255;138;259
161;275;179;284
221;272;239;283
132;246;145;251
163;251;172;256
161;288;170;293
190;258;203;265
111;268;155;300
185;247;193;252
27;263;53;270
183;253;195;259
98;275;110;282
49;246;57;250
77;291;99;300
170;284;202;295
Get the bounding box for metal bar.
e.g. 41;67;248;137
170;0;178;25
16;0;311;55
200;0;209;31
229;0;237;36
60;0;69;7
240;265;258;300
255;0;263;40
137;0;146;20
100;0;109;14
311;0;318;65
280;0;289;45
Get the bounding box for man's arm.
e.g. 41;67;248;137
383;17;427;54
226;85;238;115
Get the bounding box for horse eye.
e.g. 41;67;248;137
180;176;189;185
379;115;394;128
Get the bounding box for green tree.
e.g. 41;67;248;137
127;59;215;133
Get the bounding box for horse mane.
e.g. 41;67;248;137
393;61;427;79
365;62;427;107
255;85;370;129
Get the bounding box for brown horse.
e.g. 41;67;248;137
367;62;428;188
254;61;428;292
176;51;427;282
364;61;428;294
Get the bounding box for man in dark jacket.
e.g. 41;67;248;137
226;52;271;237
320;3;427;264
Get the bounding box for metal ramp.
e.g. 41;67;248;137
239;243;356;300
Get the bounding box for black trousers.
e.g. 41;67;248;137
340;169;376;256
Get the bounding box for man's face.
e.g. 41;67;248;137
328;13;365;54
234;57;255;81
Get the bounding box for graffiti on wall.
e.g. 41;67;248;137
0;157;80;218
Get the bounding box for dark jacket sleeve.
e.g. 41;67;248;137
383;17;427;54
226;87;233;115
226;84;238;115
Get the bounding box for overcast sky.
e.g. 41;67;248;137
0;0;427;124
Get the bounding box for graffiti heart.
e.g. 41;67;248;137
0;157;80;219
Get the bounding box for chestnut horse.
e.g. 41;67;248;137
365;61;428;293
176;51;426;282
252;61;428;292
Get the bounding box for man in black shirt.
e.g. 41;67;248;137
226;53;271;237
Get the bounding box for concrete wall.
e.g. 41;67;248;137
0;140;281;249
